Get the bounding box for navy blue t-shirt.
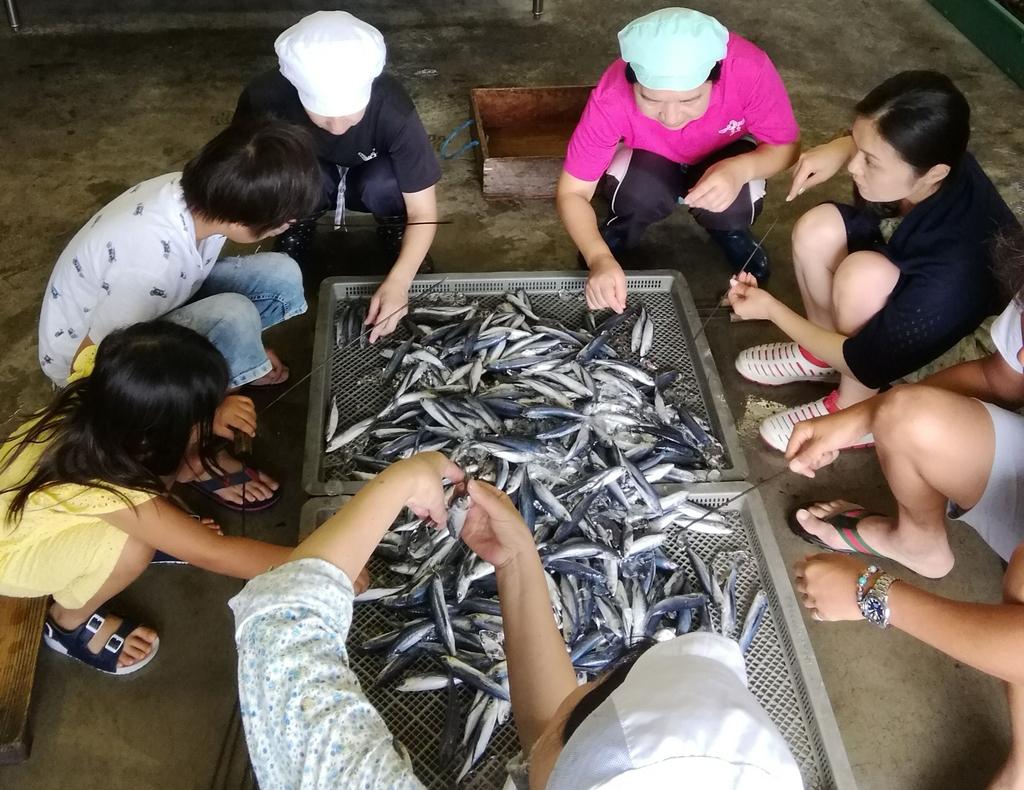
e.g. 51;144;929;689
842;153;1019;389
235;71;441;195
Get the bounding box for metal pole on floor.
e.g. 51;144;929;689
532;0;544;19
4;0;21;32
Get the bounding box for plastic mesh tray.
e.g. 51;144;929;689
298;485;856;790
301;271;747;496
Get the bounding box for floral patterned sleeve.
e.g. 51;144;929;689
229;558;425;790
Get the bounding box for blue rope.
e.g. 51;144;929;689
439;119;479;160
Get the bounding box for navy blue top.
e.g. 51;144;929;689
843;153;1019;389
235;71;441;195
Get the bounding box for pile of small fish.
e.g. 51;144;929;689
326;292;768;784
325;291;725;485
356;486;769;783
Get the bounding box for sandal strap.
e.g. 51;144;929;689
192;468;252;494
830;512;881;556
44;606;130;674
103;617;142;657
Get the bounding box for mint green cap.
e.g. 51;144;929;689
618;8;728;92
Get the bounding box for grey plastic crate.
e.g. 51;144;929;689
298;486;856;790
302;271;748;496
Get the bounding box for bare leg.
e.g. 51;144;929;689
49;536;158;668
791;204;849;330
830;250;901;407
795;385;993;577
990;548;1024;789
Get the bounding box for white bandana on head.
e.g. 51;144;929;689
275;11;386;117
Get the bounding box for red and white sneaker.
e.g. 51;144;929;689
759;390;875;453
735;342;839;386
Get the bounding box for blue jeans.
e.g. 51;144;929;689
164;253;306;388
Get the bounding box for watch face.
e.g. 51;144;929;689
861;596;886;626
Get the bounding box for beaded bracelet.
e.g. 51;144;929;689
857;565;880;603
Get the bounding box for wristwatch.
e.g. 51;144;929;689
858;572;897;628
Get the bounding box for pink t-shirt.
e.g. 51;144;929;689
564;33;800;182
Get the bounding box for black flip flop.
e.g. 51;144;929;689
787;501;883;556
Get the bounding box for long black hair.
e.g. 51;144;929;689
855;70;970;176
562;640;655;743
1;321;228;524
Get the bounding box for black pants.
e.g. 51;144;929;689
319;156;406;220
599;138;763;252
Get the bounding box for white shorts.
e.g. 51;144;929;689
950;401;1024;561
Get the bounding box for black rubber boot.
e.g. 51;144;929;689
705;228;770;284
274;219;318;265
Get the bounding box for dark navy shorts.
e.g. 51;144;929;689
831;202;886;254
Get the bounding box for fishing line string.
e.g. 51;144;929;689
691;217;778;344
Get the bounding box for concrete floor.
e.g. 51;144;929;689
1;1;1022;788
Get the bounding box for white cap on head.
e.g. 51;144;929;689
547;633;804;790
275;10;386;117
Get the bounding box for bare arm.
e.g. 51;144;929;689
365;186;438;342
460;481;577;752
919;352;1024;408
787;135;857;201
556;171;609;267
766;299;851;374
733;140;802;181
498;545;577;750
392;186;438;282
728;275;852;374
889;583;1024;686
556;170;627;313
103;496;290;577
796;551;1024;686
685;141;800;211
289;452;460;582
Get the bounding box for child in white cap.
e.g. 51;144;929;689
229;459;803;789
235;10;441;342
558;8;801;313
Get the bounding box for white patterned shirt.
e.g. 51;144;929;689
229;559;425;790
38;172;226;383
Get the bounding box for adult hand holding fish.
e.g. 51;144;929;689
460;479;538;571
291;451;464;585
585;253;628;314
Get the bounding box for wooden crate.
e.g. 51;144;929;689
0;596;47;764
470;85;593;199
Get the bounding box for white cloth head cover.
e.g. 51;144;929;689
547;633;804;790
275;11;386;117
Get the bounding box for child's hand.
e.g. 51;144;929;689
214;394;257;439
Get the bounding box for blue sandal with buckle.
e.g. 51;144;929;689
42;606;160;676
